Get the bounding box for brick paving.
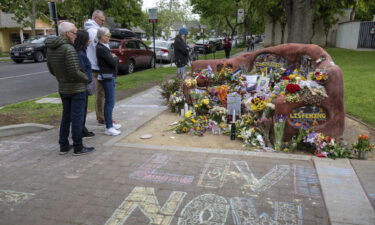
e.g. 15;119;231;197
0;127;329;225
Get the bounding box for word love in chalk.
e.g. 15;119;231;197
104;186;303;225
129;153;290;193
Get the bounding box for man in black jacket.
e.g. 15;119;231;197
174;28;189;79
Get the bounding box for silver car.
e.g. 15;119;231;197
149;41;175;63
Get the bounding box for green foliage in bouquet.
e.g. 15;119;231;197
160;77;182;101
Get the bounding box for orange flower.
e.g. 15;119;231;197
359;134;369;140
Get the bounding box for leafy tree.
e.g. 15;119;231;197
0;0;49;36
57;0;143;28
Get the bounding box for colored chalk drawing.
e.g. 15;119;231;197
177;194;230;225
129;153;194;185
104;187;186;225
197;158;231;188
0;189;34;204
294;165;321;198
230;197;303;225
233;161;290;193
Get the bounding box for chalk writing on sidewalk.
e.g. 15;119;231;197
104;187;186;225
0;189;34;204
129;153;195;185
294;165;321;198
234;161;290;193
230;197;303;225
178;194;230;225
197;158;231;188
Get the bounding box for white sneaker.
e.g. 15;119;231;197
104;127;121;136
113;123;122;130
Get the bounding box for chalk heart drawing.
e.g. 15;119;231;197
230;197;303;225
129;153;194;185
104;187;186;225
177;194;230;225
198;158;232;188
0;189;34;204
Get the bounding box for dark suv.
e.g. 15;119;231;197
9;35;55;63
109;37;154;74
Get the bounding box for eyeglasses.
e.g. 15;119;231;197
104;33;111;38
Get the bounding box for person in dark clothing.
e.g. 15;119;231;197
174;28;189;79
222;35;232;58
96;27;122;136
46;22;94;156
73;30;95;139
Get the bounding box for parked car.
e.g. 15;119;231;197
194;39;216;54
9;35;55;63
109;37;154;74
148;40;175;63
209;38;223;51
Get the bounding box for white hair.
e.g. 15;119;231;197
92;10;104;19
58;22;76;36
97;27;110;40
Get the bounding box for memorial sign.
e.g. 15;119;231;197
289;106;327;129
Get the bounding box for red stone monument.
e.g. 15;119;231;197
191;43;345;140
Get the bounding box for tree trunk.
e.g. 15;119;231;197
225;16;236;39
285;0;314;44
31;0;36;36
281;21;286;44
271;21;276;46
350;0;357;21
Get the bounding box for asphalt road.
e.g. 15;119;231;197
0;60;170;107
0;60;58;107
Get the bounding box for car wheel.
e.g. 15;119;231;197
127;60;135;74
13;59;24;64
149;57;155;68
34;51;44;63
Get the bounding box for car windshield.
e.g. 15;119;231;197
150;41;170;48
109;40;121;49
196;40;209;44
25;36;46;44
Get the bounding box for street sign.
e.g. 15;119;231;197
237;9;244;23
148;8;158;23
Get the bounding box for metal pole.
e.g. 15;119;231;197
203;28;206;59
153;22;156;69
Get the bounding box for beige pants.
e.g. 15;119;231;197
93;72;105;121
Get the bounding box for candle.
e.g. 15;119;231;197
180;109;184;117
184;103;188;113
232;109;236;123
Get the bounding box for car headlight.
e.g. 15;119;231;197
25;47;34;51
9;47;14;52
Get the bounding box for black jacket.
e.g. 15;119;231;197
174;36;189;67
96;42;117;75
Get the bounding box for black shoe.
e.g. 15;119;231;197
73;146;95;156
82;131;95;139
59;145;73;155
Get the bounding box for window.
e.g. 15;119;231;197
109;40;121;49
125;41;138;49
138;41;147;50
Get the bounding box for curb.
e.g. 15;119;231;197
0;123;54;138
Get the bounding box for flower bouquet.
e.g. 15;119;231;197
168;91;185;113
209;106;227;124
352;134;374;160
273;114;287;151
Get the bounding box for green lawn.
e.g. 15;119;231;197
0;67;178;126
198;48;246;60
326;48;375;127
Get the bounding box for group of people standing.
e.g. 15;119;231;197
46;10;121;156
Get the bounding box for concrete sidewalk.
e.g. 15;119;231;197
0;86;374;225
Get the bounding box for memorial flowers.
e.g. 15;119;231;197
352;134;374;153
274;114;287;151
168;91;185;113
209;106;227;124
184;78;197;88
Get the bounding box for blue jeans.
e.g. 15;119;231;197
100;78;116;128
178;67;185;79
59;91;86;148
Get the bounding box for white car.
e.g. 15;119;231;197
149;41;175;63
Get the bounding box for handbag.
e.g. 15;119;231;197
100;73;114;80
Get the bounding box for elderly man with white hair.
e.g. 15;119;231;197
46;22;95;156
84;10;106;125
